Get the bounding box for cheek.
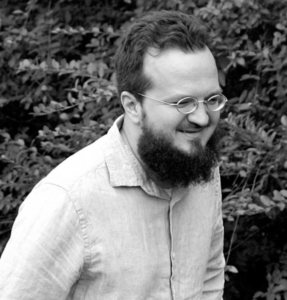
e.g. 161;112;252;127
150;110;181;129
210;112;220;127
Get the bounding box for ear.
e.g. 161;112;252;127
121;91;142;125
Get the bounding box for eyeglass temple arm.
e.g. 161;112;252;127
137;93;178;106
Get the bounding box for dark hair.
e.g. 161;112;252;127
115;10;211;102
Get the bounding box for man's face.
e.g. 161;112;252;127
136;47;221;187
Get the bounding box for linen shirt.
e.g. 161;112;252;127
0;115;225;300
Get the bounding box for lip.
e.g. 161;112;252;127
177;129;203;134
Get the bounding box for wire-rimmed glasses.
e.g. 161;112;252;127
137;93;228;114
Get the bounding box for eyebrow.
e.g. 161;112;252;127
167;89;223;101
205;89;223;98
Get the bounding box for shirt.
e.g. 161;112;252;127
0;115;225;300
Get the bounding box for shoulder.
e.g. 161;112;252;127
42;134;108;191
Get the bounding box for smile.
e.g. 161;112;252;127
178;129;203;134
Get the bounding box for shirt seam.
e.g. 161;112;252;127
40;181;93;272
67;161;108;270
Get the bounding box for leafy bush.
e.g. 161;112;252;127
0;0;127;253
1;0;287;299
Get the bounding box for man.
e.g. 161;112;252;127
0;10;226;300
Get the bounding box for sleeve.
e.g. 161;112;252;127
0;182;86;300
202;168;225;300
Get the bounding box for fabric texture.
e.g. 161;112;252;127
0;115;225;300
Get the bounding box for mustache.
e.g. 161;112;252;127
177;123;208;131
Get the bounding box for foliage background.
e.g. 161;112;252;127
1;0;287;299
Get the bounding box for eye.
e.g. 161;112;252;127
178;97;197;106
206;95;227;111
178;98;190;105
176;98;198;114
207;97;218;105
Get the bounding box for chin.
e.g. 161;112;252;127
180;138;206;153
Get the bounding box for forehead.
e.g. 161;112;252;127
142;47;219;97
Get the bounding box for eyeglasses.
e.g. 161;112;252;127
137;93;228;114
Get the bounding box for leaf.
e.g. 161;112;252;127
239;170;247;177
0;98;7;107
263;47;270;58
238;103;252;111
253;291;264;299
281;115;287;127
239;90;248;102
22;59;31;68
87;62;97;75
249;225;259;232
39;103;46;112
225;265;239;273
260;195;271;206
92;27;100;34
266;292;275;300
218;56;230;70
60;113;69;121
273;190;284;201
277;203;285;211
235;210;245;216
52;59;60;70
17;139;25;147
98;62;108;78
44;156;52;164
268;131;277;143
266;207;281;220
248;203;263;211
234;0;244;7
12;10;24;15
33;106;40;114
20;27;28;36
280;279;287;288
2;203;10;215
280;190;287;198
38;61;47;70
227;215;235;221
240;74;260;81
57;144;72;153
276;23;286;31
43;125;50;133
222;189;232;192
218;70;226;87
273;284;286;294
69;60;76;69
237;57;246;66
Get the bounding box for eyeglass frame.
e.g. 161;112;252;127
137;92;228;114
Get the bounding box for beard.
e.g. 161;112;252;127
137;116;220;188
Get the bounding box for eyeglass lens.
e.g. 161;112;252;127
177;95;225;113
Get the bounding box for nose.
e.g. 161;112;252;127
187;102;210;127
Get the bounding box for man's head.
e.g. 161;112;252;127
116;11;223;188
115;10;211;99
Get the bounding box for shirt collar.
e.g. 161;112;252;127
103;115;169;199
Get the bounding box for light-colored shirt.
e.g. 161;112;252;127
0;115;225;300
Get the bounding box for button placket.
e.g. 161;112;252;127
169;201;176;300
